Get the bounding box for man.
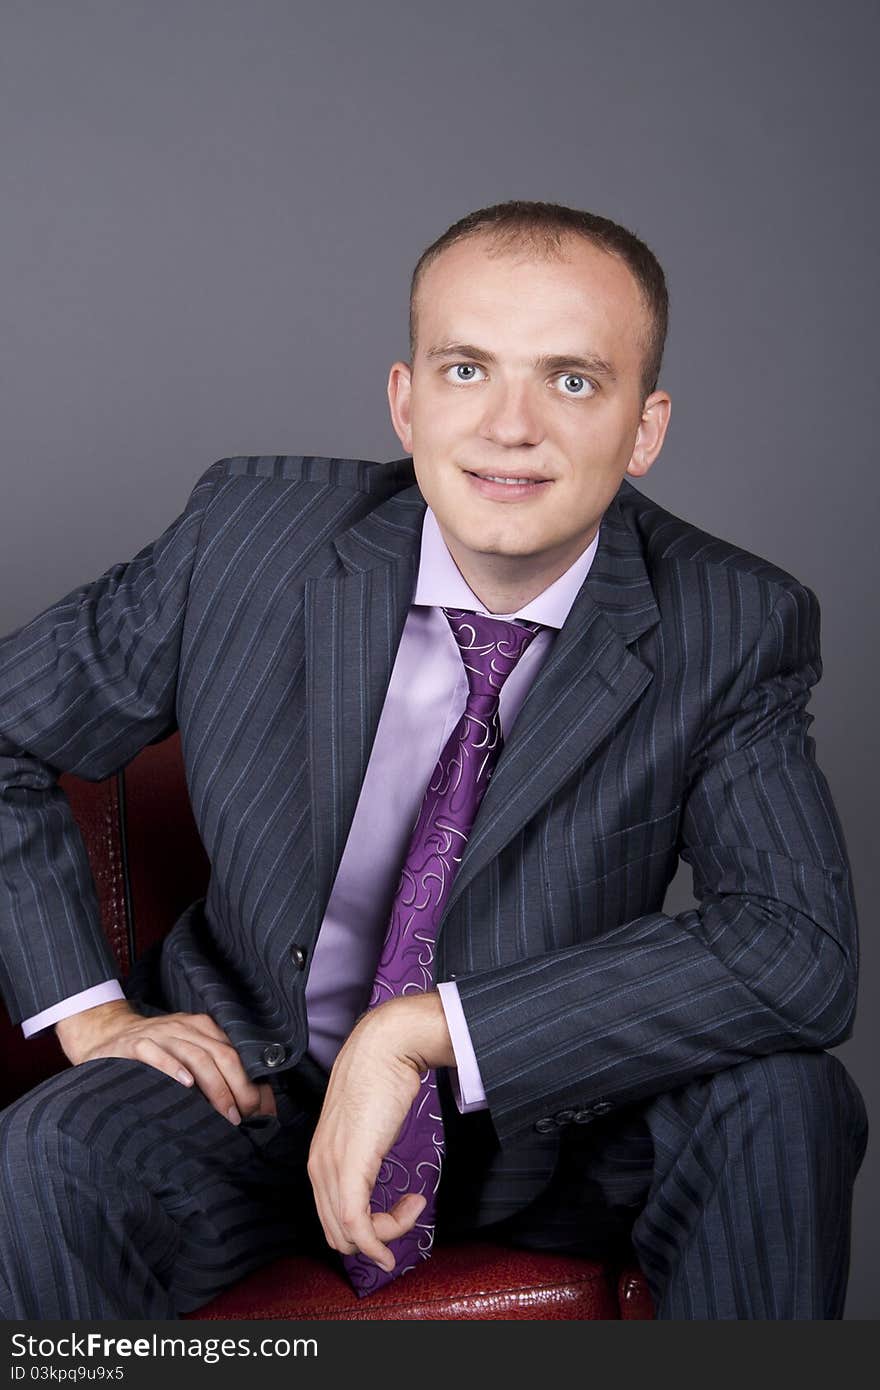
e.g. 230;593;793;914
0;201;867;1319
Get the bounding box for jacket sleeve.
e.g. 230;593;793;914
454;579;859;1143
0;462;223;1023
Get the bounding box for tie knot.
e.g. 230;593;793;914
442;608;542;702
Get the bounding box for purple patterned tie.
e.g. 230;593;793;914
343;607;542;1297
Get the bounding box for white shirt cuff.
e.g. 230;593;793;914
21;981;126;1038
436;981;488;1112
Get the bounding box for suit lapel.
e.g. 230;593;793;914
305;471;661;938
304;481;423;933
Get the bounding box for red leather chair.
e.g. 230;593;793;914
0;733;655;1320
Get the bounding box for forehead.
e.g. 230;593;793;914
415;233;647;367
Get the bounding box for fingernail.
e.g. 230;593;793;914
176;1069;194;1086
227;1105;242;1125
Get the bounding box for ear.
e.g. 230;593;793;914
626;390;672;478
387;360;414;453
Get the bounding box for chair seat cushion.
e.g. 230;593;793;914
186;1241;621;1320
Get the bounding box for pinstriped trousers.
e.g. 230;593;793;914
0;1048;867;1319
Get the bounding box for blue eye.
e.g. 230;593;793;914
559;374;594;396
445;363;483;382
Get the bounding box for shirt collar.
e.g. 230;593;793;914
413;506;600;629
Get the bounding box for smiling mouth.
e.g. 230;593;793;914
464;471;553;495
471;474;546;485
467;469;550;480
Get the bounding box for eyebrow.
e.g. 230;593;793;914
424;341;618;384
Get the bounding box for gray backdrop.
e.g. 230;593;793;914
1;0;877;1318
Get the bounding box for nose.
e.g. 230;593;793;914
478;378;543;448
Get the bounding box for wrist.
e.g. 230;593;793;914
54;999;136;1061
369;992;455;1072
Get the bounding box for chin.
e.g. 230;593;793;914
465;532;542;559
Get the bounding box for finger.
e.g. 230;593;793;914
307;1155;342;1248
337;1183;395;1272
153;1036;251;1124
307;1150;358;1256
344;1214;394;1271
104;1034;198;1091
317;1192;357;1257
164;1032;265;1120
371;1192;427;1243
195;1037;265;1118
166;1014;264;1110
256;1082;277;1117
178;1012;231;1044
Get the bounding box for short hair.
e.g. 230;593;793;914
409;200;669;402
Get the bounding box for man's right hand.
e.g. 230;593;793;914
54;1000;277;1124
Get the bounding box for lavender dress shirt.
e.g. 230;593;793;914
22;507;599;1112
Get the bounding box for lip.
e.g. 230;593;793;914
464;470;553;501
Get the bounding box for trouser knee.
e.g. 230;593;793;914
0;1072;79;1200
707;1050;866;1163
645;1049;868;1191
633;1051;867;1318
0;1058;149;1188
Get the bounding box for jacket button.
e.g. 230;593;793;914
593;1100;612;1115
554;1109;575;1125
291;944;307;970
261;1043;287;1068
573;1109;594;1124
534;1118;557;1134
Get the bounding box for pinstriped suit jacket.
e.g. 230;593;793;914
0;454;858;1218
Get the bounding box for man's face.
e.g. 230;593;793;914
387;233;671;593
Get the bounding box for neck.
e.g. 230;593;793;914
443;534;597;615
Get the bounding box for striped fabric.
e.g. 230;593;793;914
0;1054;328;1318
0;454;867;1316
0;1046;866;1317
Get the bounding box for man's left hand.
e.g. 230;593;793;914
306;992;454;1272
